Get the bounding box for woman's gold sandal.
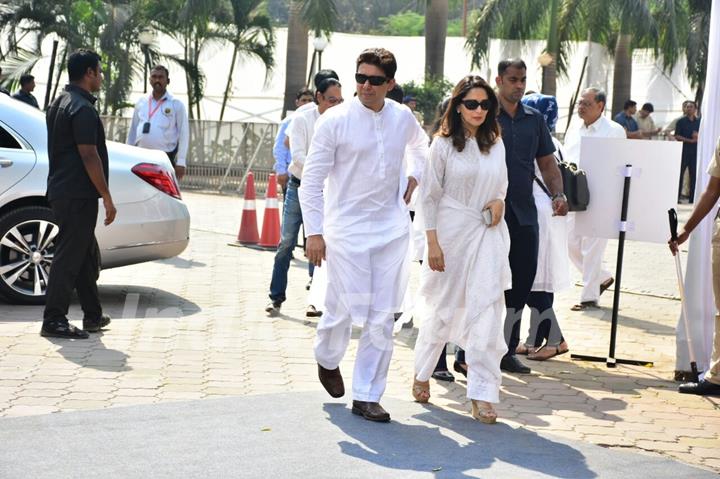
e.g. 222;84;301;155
412;378;431;403
471;400;497;424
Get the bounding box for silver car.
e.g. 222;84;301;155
0;94;190;304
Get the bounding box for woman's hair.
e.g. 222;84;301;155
437;75;500;154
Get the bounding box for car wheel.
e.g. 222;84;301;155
0;206;58;305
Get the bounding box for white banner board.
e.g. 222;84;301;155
574;137;683;243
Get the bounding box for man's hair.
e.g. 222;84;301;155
355;48;397;79
623;99;637;110
295;87;313;100
682;100;697;108
316;78;341;95
498;59;527;76
67;49;102;82
641;102;654;112
151;65;170;78
584;87;607;109
386;85;404;103
313;69;338;90
19;74;34;87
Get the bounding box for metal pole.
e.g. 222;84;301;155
143;47;149;94
43;40;59;110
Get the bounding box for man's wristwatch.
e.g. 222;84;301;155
551;192;567;202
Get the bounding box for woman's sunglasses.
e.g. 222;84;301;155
355;73;388;86
461;99;492;111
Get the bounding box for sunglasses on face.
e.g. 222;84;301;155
355;73;387;86
461;99;492;111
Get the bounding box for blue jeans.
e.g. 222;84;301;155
269;183;304;303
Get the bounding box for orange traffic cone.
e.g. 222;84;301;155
258;173;282;250
237;172;259;244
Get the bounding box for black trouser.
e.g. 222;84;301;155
503;210;539;356
525;291;564;348
43;198;102;324
678;153;697;201
166;147;178;166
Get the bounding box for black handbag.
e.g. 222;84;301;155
534;148;590;212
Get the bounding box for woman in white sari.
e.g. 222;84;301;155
412;76;511;423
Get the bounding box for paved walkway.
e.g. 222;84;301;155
1;192;718;475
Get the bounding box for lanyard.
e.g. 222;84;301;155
148;97;165;120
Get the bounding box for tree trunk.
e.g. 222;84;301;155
424;0;448;81
541;0;559;96
220;41;239;122
282;0;309;118
611;33;633;118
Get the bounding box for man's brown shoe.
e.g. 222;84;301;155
318;364;344;398
599;277;614;296
352;401;390;422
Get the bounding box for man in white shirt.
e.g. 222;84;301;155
564;87;626;310
266;75;343;316
300;48;428;422
127;65;189;180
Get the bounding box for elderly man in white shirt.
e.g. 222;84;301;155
300;48;428;422
127;65;189;180
564;87;626;311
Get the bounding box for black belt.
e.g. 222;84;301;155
289;175;301;186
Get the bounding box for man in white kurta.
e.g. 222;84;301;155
564;88;626;310
299;48;427;422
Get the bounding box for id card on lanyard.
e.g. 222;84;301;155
143;97;165;133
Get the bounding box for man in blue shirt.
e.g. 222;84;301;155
613;100;643;139
463;59;567;375
274;88;313;194
675;100;701;202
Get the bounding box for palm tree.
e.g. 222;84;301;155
685;0;710;106
425;0;448;81
281;0;337;118
218;0;275;122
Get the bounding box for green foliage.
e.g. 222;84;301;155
401;77;453;125
378;11;424;36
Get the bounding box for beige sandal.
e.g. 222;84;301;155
412;378;430;403
471;400;497;424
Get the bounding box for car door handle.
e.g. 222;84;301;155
0;159;13;168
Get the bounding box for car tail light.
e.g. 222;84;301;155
131;163;182;199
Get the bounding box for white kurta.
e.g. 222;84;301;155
299;97;428;402
564;115;626;302
531;137;570;292
414;136;511;403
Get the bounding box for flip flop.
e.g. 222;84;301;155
571;301;599;311
528;342;570;361
600;277;615;295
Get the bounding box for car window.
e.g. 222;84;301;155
0;124;22;149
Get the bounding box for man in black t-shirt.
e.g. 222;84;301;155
41;49;117;339
675;100;701;202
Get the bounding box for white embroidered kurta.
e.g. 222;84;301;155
414;136;511;402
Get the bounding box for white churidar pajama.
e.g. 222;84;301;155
563;116;626;303
299;97;428;402
413;137;511;403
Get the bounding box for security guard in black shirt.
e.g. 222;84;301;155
41;49;117;339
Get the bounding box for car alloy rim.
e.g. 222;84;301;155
0;219;58;297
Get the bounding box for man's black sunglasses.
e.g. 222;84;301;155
461;99;492;111
355;73;388;86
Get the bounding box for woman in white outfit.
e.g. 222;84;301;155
412;76;511;423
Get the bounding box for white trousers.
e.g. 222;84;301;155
413;301;506;403
568;215;612;303
314;233;409;402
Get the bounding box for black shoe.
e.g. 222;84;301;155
432;370;455;382
40;322;89;339
83;314;111;332
678;379;720;396
500;355;531;374
453;360;468;378
265;301;281;315
306;279;312;291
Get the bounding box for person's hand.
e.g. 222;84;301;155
102;195;117;226
484;199;504;226
403;176;418;204
277;174;288;190
306;235;326;267
174;165;186;180
552;197;569;216
427;241;445;272
668;229;689;256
